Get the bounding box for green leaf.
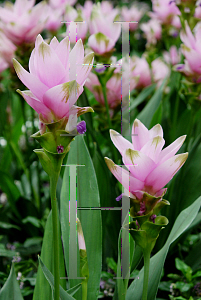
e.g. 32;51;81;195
149;102;163;128
137;80;166;128
192;270;201;278
38;257;77;300
175;281;193;293
22;216;41;228
0;222;20;230
126;196;201;300
125;84;156;115
60;135;102;300
175;258;192;282
33;210;66;300
0;263;24;300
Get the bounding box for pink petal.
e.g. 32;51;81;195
88;33;115;54
34;40;66;88
132;119;149;150
68;39;84;82
76;52;94;85
13;58;49;101
122;148;156;181
49;36;60;50
54;36;70;70
29;49;37;76
110;129;133;155
17;89;52;121
140;136;165;163
43;81;83;120
149;124;163;138
158;135;186;164
145;153;188;194
104;157;144;194
180;21;196;50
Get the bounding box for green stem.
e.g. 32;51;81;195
50;175;60;300
142;250;151;300
82;280;88;300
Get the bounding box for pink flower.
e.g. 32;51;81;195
105;119;188;200
88;3;121;55
141;18;162;46
151;58;170;86
175;21;201;82
163;45;181;65
65;5;88;43
13;35;94;123
77;1;93;20
195;1;201;19
150;0;181;25
0;32;16;67
85;57;138;109
131;56;152;89
44;6;63;32
121;4;145;31
0;0;47;45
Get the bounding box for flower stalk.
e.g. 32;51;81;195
50;174;60;300
142;249;151;300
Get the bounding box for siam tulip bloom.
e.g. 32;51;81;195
64;5;88;44
85;57;138;109
0;0;47;45
121;4;145;31
13;34;94;124
163;45;181;65
141;18;162;46
77;1;93;20
150;0;181;25
105;119;188;203
131;56;152;89
88;3;121;55
151;58;170;86
0;32;16;67
174;21;201;83
44;6;63;32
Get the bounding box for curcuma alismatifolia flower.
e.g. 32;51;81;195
105;119;188;216
13;34;94;125
0;0;47;45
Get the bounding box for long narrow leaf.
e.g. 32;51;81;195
60;135;102;300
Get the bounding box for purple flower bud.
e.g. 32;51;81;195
57;145;64;154
177;65;184;70
137;201;146;216
116;194;122;201
77;121;86;134
150;214;157;223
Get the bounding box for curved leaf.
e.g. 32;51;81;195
0;263;24;300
